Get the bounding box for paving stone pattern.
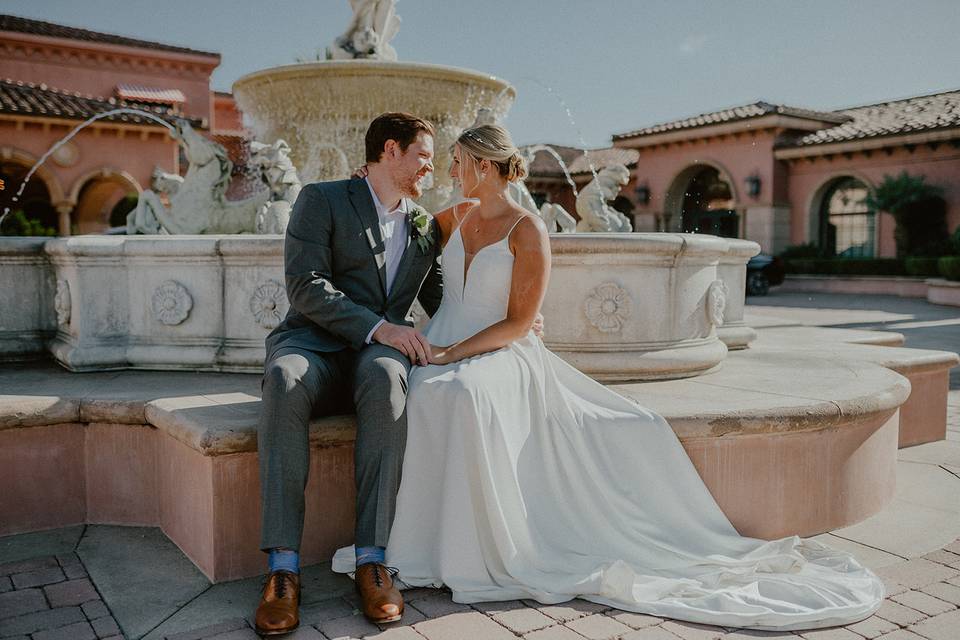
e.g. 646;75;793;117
0;550;123;640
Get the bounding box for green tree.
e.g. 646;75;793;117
864;172;947;257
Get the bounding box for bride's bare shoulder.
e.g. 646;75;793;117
433;202;474;246
509;211;549;251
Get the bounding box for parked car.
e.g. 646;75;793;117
746;254;785;296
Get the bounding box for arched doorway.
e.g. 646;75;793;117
0;160;58;235
680;167;738;237
69;170;141;234
664;164;739;236
817;177;873;257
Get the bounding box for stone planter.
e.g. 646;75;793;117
926;278;960;307
543;233;754;381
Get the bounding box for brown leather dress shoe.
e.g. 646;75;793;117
355;563;404;623
254;570;300;636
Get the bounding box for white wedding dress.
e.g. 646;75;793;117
335;219;884;631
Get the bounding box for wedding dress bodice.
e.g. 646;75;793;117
423;223;518;346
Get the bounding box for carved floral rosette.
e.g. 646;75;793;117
152;280;193;326
249;279;288;330
706;280;728;328
584;282;632;333
54;279;71;326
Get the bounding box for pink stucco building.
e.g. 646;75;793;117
0;15;243;235
528;93;960;257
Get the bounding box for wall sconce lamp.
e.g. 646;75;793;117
635;183;651;205
745;174;761;198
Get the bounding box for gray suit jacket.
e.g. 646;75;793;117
265;177;443;358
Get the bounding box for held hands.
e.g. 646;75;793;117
373;323;432;366
426;313;544;367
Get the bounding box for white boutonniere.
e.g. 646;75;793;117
409;206;434;254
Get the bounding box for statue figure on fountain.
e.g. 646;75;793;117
575;164;633;232
251;139;302;234
327;0;401;61
127;122;299;235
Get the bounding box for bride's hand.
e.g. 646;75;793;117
428;344;455;366
532;312;545;338
351;164;370;179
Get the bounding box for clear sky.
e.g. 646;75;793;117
4;0;959;147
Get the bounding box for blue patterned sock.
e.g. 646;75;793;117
355;546;385;567
268;548;300;574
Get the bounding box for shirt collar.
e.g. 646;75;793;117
365;177;408;218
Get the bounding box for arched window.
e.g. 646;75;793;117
818;177;873;257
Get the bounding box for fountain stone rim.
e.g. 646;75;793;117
233;60;516;98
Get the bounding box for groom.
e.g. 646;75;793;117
254;112;443;634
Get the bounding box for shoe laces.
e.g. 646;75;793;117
368;564;399;588
263;571;294;599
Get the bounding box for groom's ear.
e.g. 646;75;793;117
382;138;399;161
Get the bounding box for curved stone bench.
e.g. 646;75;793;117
1;340;954;582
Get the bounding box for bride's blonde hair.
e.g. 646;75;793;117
456;124;527;183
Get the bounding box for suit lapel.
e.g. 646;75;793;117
347;177;387;297
389;203;417;302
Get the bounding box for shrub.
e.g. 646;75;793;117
784;258;906;276
0;210;56;237
939;256;960;281
904;257;942;277
950;226;960;256
778;243;821;259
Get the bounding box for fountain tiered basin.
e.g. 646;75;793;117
4;233;756;381
233;61;515;211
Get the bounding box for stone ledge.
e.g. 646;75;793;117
0;342;926;455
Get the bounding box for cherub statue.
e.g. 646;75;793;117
327;0;401;61
250;139;301;234
575;165;633;232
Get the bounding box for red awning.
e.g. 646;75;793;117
115;84;186;105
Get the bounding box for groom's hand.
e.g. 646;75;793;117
372;322;432;365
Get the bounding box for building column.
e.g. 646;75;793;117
742;205;792;254
55;202;74;237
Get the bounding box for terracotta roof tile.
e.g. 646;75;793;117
613;101;849;140
779;89;960;148
0;14;219;58
0;78;195;127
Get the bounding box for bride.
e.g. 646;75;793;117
338;123;884;631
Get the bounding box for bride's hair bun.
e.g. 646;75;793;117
457;124;527;183
505;152;527;183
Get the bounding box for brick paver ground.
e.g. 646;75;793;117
0;551;123;640
4;535;959;640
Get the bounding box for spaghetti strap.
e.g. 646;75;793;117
504;215;528;241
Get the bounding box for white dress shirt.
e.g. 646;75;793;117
364;177;409;344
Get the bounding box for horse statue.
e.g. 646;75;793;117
575;164;633;232
127;121;270;235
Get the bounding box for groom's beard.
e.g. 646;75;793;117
396;168;430;200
